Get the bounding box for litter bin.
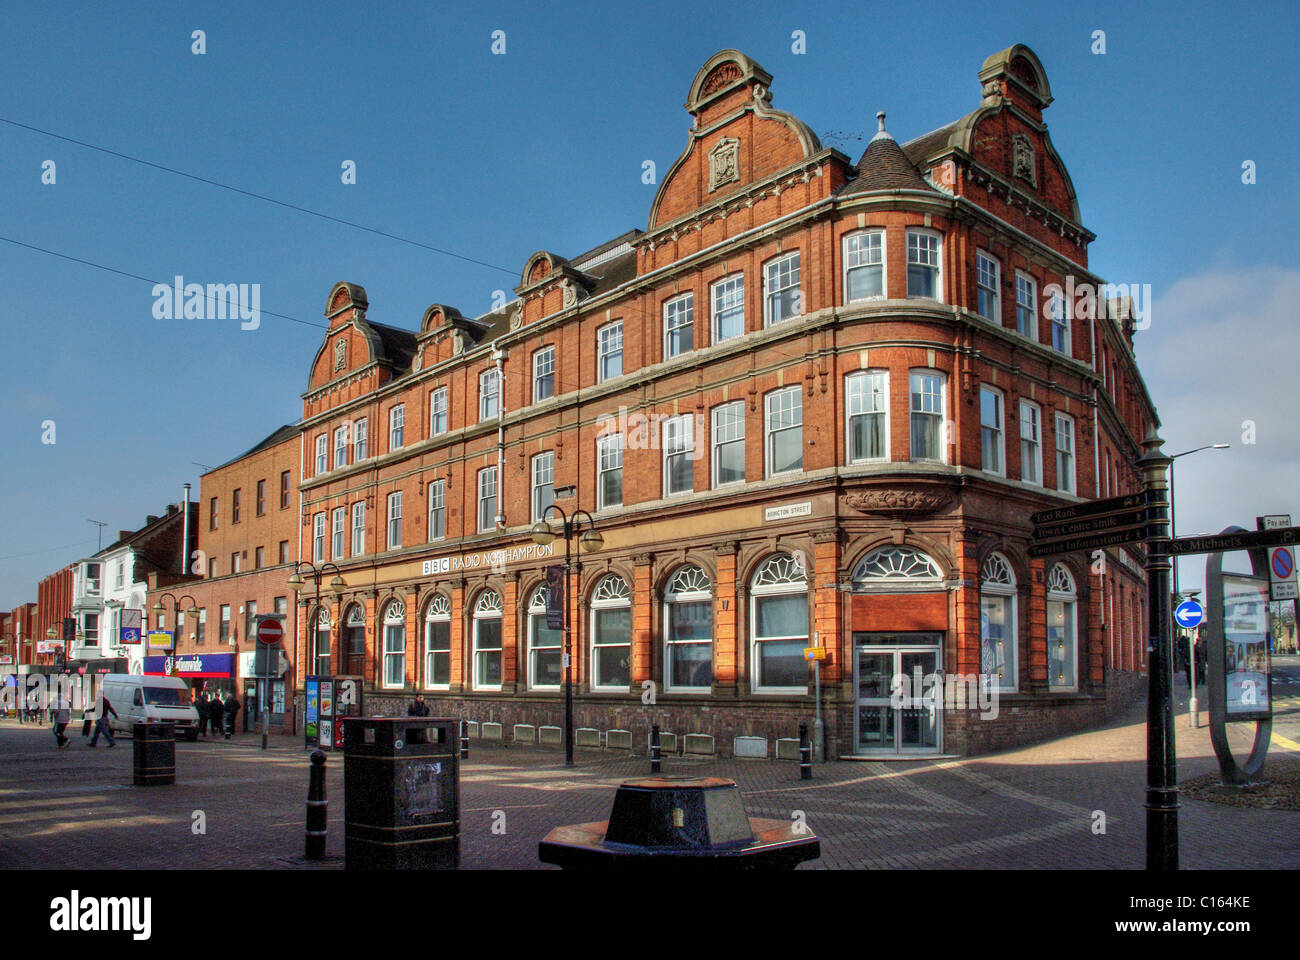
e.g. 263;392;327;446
341;717;459;870
132;722;175;786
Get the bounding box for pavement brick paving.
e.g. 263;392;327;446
1;692;1295;870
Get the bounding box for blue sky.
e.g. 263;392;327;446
2;0;1297;606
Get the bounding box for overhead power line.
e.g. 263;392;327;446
0;116;517;277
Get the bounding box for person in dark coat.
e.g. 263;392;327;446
407;693;430;717
208;693;223;737
223;692;240;739
87;695;117;747
51;692;71;749
195;692;209;737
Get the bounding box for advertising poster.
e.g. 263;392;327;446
319;719;333;749
320;681;334;717
304;678;320;743
1223;574;1271;718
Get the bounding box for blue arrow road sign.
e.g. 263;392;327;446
1174;599;1205;630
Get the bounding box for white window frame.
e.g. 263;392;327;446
1018;400;1043;486
532;452;555;521
526;585;562;691
749;553;809;694
427;479;445;542
532;347;555;402
333;426;349;470
597;433;623;510
1049;289;1071;356
1055;414;1076;494
906;229;943;301
710;274;745;343
472;590;503;692
423;595;451;691
312;512;326;563
975;250;1000;322
332;506;346;560
429;387;448;436
1015;271;1037;339
763;251;802;326
1047;564;1079;693
315;434;327;474
389;404;405;450
589;575;632;692
662;414;695;497
478;466;497;532
387;491;402;550
663;293;694;360
479;368;499;421
351;501;366;557
979;386;1005;476
764;386;802;478
597;322;623;382
381;601;406;690
909;370;947;463
980;553;1018;694
663;565;713;693
711;401;745;488
353;417;368;460
843;230;885;303
846;370;889;463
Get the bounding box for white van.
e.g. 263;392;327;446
100;674;200;741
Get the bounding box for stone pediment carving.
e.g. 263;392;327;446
845;489;952;516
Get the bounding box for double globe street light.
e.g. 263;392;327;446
151;592;199;677
285;562;346;677
530;506;603;767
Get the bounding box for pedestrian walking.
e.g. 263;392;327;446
208;693;223;738
51;697;71;749
223;692;240;739
195;693;209;737
407;693;430;717
87;694;117;747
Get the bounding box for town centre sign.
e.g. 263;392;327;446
421;541;558;577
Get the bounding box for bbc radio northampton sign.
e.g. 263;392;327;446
422;542;557;577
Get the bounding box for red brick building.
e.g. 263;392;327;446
35;564;75;664
287;44;1156;757
146;426;300;732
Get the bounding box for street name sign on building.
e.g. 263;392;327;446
1167;526;1300;557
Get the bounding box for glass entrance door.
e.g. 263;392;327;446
853;634;942;755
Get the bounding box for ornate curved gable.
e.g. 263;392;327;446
646;49;831;232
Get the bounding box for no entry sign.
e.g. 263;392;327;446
256;617;284;645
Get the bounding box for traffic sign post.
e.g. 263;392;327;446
254;615;285;751
1174;599;1204;630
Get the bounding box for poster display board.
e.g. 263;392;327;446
1222;574;1272;720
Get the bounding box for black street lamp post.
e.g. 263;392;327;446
530;505;603;767
151;593;199;677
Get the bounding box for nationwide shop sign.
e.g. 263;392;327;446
422;541;557;577
143;653;235;678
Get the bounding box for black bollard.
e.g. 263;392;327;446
799;721;811;781
650;723;661;774
305;749;327;860
460;719;469;760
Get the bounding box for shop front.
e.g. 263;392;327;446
143;652;237;701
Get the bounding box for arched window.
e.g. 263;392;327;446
424;595;451;689
750;553;808;692
664;565;713;691
344;604;366;677
527;585;562;689
381;600;405;689
590;575;631;691
980;553;1017;692
312;607;331;677
852;545;943;591
1047;565;1078;691
472;590;503;690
